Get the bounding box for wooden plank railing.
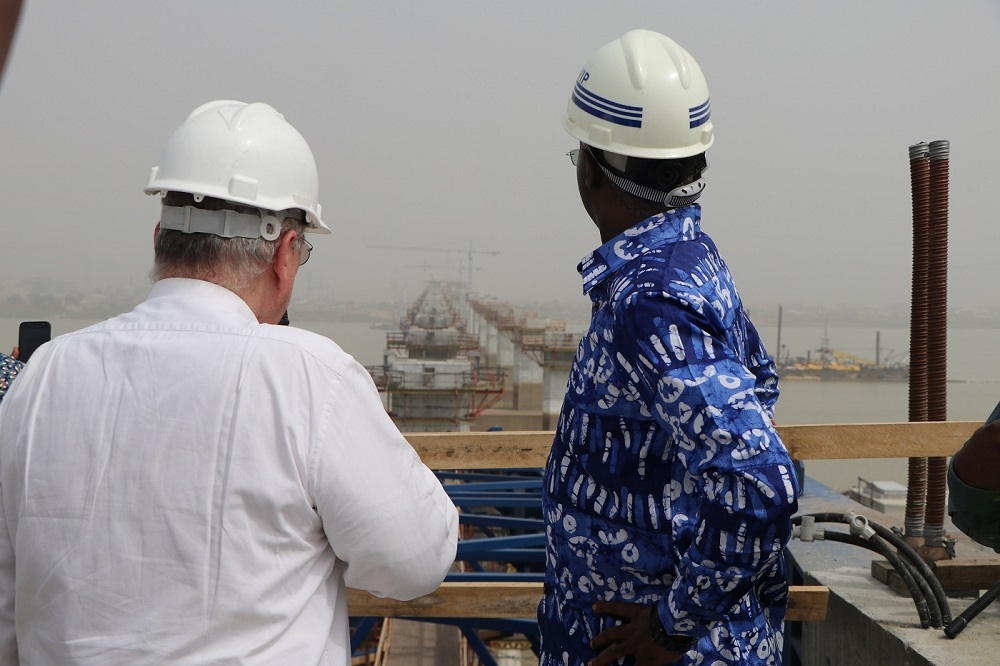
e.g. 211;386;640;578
348;583;830;623
776;421;977;460
402;422;980;469
348;422;982;623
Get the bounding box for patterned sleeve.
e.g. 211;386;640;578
616;292;799;637
0;355;24;405
747;344;780;420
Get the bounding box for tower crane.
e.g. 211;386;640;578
369;241;500;291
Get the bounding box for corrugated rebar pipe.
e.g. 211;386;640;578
924;139;950;547
905;142;930;540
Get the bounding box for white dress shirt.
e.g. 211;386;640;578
0;278;458;665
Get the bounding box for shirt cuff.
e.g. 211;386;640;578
656;599;711;643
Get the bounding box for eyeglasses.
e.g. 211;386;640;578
567;146;590;167
298;236;313;266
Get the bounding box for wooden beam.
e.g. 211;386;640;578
778;421;978;461
873;557;1000;596
786;585;831;622
347;583;829;622
404;431;553;469
931;559;1000;592
403;422;980;469
348;582;540;619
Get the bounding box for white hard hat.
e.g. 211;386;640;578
564;30;714;160
145;100;330;235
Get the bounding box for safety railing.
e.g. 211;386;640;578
347;422;979;661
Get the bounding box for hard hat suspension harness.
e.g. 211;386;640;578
589;146;708;208
160;203;304;241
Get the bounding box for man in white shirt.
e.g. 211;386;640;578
0;100;458;665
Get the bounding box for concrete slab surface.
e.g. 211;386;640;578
789;478;1000;665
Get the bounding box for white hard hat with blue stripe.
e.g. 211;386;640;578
564;30;714;160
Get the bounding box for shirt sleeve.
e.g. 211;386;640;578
0;457;17;663
986;400;1000;426
948;459;1000;553
307;361;458;601
746;341;780;420
0;355;24;405
616;293;799;637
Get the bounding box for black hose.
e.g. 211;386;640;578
822;530;932;628
795;512;952;624
945;579;1000;638
895;550;943;628
844;534;945;629
869;521;952;625
793;513;944;626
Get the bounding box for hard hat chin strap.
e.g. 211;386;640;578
160;205;283;241
593;159;706;209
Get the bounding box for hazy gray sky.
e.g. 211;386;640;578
2;1;998;313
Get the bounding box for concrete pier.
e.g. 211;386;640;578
464;295;581;423
533;330;578;430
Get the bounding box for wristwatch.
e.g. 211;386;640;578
648;607;697;653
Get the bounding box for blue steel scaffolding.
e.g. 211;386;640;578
350;468;546;664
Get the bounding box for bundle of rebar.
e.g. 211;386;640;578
904;143;930;544
904;140;950;554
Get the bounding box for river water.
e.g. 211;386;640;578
3;316;998;492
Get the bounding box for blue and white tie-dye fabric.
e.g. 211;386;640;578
539;205;799;665
0;353;23;405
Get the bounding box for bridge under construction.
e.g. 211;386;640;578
367;281;581;433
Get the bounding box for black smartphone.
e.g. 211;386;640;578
18;321;51;363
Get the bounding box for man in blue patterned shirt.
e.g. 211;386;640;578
539;30;799;666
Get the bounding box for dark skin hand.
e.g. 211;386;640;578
588;602;686;666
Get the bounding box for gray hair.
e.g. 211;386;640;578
152;193;308;293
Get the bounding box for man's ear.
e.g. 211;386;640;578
580;149;601;190
273;228;299;282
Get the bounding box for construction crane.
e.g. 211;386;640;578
369;241;500;291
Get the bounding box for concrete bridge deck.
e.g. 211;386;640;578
788;478;1000;665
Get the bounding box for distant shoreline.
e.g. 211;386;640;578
6;290;1000;330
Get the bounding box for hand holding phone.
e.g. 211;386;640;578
17;321;51;363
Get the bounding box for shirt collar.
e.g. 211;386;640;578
146;278;261;325
577;204;702;294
